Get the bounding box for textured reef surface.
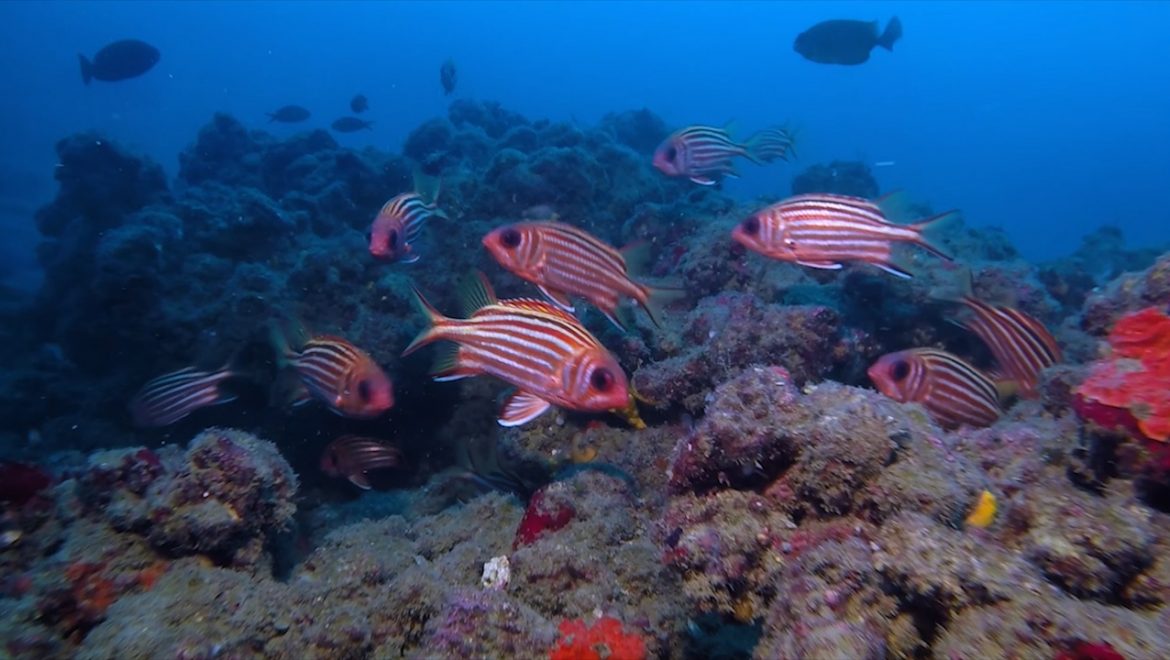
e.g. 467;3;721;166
1;100;1169;658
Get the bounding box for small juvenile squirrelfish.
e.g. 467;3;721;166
129;364;237;427
320;435;402;489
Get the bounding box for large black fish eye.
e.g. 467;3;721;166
500;228;522;249
357;379;372;402
891;360;910;381
665;145;677;161
742;216;760;236
388;229;399;248
590;367;614;392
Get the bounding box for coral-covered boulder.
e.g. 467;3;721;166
89;429;297;566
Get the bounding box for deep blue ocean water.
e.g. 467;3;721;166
1;0;1168;288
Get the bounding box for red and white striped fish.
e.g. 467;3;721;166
745;126;797;163
652;124;760;186
955;297;1061;398
273;330;394;419
868;348;1003;430
731;192;958;278
129;364;236;427
482;220;679;329
320;435;402;489
403;273;630;426
368;191;444;264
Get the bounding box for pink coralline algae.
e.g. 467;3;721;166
83;428;298;566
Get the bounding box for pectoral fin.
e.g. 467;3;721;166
498;390;552;427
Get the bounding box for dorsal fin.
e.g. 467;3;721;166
457;271;498;318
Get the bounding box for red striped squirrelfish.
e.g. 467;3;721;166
403;273;630;426
868;348;1003;430
272;328;394;419
368;192;444;263
129;364;237;427
954;297;1061;398
745;126;797;163
732;192;958;278
653;124;760;186
320;435;402;489
482;220;679;329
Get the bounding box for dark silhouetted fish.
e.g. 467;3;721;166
320;435;402;489
350;94;369;113
79;39;160;85
794;17;902;65
331;117;374;133
440;58;457;95
267;105;310;123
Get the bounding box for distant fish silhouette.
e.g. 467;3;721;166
331;116;373;132
350;94;369;113
267;105;310;123
79;39;160;85
794;17;902;65
440;58;457;95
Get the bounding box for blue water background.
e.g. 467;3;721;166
1;0;1168;288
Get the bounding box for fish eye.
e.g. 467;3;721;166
388;229;399;248
357;379;372;402
741;216;760;236
589;367;614;392
891;360;910;381
500;228;522;249
665;145;677;161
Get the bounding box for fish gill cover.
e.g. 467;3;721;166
0;2;1169;659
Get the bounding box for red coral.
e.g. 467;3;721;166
0;461;52;504
1075;307;1170;442
514;487;575;549
1054;640;1126;660
549;616;646;660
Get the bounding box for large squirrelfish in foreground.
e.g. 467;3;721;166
868;348;1003;430
482;220;681;329
732;192;957;278
403;273;630;426
272;327;394;419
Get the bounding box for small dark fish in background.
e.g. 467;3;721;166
267;105;311;123
78;39;160;85
794;17;902;65
440;58;457;95
350;94;369;113
331;117;374;133
320;435;402;489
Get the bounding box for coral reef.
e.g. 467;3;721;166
3;99;1170;658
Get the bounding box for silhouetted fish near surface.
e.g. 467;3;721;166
320;435;402;489
350;94;368;113
331;117;373;133
440;58;457;95
794;17;902;65
267;105;310;123
79;39;160;85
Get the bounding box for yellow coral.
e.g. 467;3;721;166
611;390;647;430
965;490;997;528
